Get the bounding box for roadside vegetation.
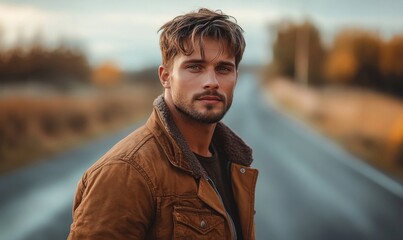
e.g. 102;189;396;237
1;20;402;180
0;36;160;174
264;20;403;180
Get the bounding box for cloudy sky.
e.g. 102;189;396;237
1;0;402;70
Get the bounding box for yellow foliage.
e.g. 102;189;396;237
380;35;403;76
389;114;403;152
324;29;382;84
92;62;122;86
382;113;403;164
324;50;357;83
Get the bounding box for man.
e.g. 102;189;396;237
68;8;258;239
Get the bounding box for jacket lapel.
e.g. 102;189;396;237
231;163;259;239
151;95;208;179
197;178;227;217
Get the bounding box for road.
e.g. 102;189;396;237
1;74;402;239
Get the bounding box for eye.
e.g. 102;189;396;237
216;65;233;74
187;64;202;72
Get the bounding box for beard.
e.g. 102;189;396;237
173;90;233;124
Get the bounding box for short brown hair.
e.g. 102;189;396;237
158;8;246;68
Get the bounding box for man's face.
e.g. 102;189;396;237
160;38;238;124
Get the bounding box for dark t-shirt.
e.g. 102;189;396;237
194;146;243;240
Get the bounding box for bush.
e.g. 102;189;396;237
0;43;91;87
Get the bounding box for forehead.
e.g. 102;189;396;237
177;37;235;63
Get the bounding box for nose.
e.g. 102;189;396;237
203;70;219;90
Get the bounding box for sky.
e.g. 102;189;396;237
0;0;402;70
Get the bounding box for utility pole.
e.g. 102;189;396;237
295;0;310;85
295;23;310;85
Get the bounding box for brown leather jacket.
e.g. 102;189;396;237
68;96;259;239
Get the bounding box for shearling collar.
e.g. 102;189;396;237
150;95;253;179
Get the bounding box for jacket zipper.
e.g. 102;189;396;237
206;177;237;240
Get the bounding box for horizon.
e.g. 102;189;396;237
1;1;402;71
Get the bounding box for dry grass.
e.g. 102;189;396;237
0;83;160;174
266;77;403;180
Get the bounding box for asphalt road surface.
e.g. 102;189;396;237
1;74;402;240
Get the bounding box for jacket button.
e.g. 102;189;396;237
200;220;207;228
240;168;246;173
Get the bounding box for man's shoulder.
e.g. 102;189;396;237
84;124;164;177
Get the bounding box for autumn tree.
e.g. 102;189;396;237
92;62;122;86
324;29;382;88
0;30;91;87
380;35;403;96
268;20;326;85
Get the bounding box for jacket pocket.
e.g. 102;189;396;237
173;206;225;239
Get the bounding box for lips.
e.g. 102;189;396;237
198;95;222;101
194;91;225;104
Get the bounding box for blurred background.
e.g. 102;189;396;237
0;0;402;239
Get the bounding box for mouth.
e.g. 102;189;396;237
198;95;223;102
195;91;225;105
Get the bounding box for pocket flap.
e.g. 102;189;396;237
173;206;224;235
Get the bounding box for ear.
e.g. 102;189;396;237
158;65;171;89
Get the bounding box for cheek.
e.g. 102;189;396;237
172;74;199;91
221;79;237;93
169;76;194;99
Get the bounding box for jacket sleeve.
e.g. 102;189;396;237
68;161;155;239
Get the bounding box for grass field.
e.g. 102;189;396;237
266;78;403;180
0;83;160;174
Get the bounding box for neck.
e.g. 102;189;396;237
165;98;216;157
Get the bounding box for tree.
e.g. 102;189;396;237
92;62;122;86
268;20;326;85
380;35;403;97
0;25;91;86
324;29;382;88
0;41;91;87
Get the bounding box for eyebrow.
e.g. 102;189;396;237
182;59;205;65
182;59;236;68
218;61;236;68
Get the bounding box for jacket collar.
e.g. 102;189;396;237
146;95;253;179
